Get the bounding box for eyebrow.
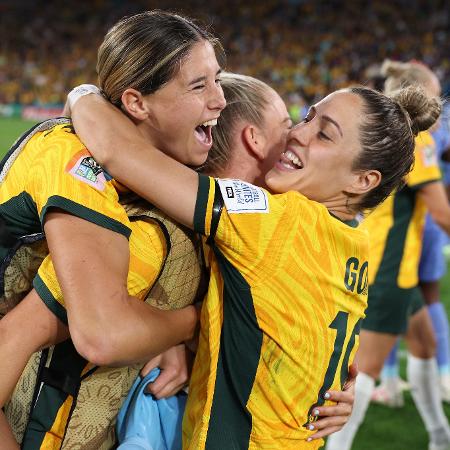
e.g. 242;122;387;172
188;69;222;86
322;114;343;137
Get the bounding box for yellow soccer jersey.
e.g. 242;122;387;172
0;123;165;322
183;175;369;450
362;131;441;289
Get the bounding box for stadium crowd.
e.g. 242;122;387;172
1;3;450;450
1;0;449;116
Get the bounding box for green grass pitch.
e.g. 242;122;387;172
0;117;38;155
1;117;450;449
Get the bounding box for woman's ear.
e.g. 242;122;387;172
345;170;382;195
121;88;148;120
242;124;266;161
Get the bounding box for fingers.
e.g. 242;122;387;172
305;412;349;440
304;383;355;441
146;365;188;399
321;388;354;405
140;355;161;378
313;401;352;419
308;423;344;441
143;344;193;399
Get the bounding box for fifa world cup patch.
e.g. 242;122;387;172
66;150;112;191
217;179;269;213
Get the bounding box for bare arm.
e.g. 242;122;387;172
0;289;68;406
44;210;198;366
0;289;68;450
71;95;198;229
418;181;450;235
0;416;19;450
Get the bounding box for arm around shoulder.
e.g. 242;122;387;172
71;95;199;229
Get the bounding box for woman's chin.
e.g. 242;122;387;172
264;173;284;194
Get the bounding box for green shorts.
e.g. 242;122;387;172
361;283;425;335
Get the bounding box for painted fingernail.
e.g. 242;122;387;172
324;392;331;400
308;424;315;431
313;409;320;416
307;437;313;442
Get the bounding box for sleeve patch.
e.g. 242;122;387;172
66;150;112;191
217;179;269;214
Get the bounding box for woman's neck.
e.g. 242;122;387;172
323;197;358;222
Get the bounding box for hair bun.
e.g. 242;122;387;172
390;86;441;135
380;59;408;78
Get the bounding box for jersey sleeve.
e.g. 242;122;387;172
193;174;291;282
407;131;442;189
34;254;68;324
29;125;131;238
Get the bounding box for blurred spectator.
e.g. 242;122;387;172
0;0;449;111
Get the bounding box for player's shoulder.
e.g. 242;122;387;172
31;122;92;169
35;122;80;146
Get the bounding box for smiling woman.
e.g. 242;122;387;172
0;10;226;450
69;82;439;449
97;13;226;166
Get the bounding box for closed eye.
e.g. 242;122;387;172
319;131;331;141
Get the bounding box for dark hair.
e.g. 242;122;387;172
97;10;225;106
349;85;441;210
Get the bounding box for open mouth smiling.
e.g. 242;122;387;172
194;119;218;146
279;149;304;170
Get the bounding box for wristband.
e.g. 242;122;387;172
67;84;102;110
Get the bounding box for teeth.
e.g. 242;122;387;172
201;119;217;127
284;150;303;168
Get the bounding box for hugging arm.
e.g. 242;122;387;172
44;210;198;366
71;95;199;229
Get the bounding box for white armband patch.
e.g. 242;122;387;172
217;179;269;214
68;84;102;110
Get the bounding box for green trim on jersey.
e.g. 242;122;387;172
372;187;415;286
0;192;39;249
329;212;359;228
204;245;263;449
194;174;210;236
408;178;441;191
41;195;131;239
33;274;68;325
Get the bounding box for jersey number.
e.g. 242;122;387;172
304;311;361;425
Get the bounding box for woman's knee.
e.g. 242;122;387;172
406;308;436;358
